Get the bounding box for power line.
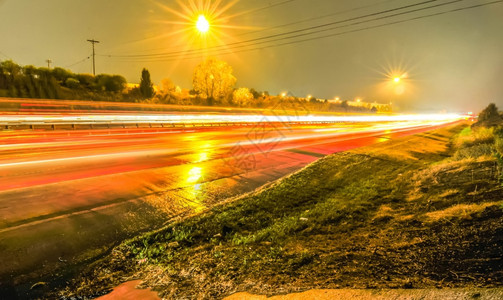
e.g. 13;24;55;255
236;0;401;37
87;39;100;75
107;0;502;63
217;0;469;54
64;56;91;69
0;50;10;60
239;0;299;15
98;0;303;55
255;0;503;54
100;1;397;57
102;0;468;61
103;0;442;59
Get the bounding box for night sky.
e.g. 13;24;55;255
0;0;502;112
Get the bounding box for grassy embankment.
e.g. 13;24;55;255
59;122;503;299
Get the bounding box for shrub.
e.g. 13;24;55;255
65;77;80;89
453;144;494;160
479;103;500;122
494;128;503;156
454;127;494;148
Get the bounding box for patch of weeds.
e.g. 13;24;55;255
213;251;223;259
453;144;494;161
267;246;284;260
495;132;503;156
303;197;347;225
340;179;381;202
133;240;169;262
287;251;315;270
458;126;472;137
453;126;494;148
235;215;308;244
494;130;503;184
231;233;256;246
170;226;194;243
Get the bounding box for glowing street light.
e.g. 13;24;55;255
196;15;210;34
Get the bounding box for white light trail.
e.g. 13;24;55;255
0;113;465;125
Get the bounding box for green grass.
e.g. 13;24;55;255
120;151;407;258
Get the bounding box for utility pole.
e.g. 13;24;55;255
87;39;100;76
46;59;52;69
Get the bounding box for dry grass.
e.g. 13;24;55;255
453;127;494;149
437;189;459;198
407;150;497;203
372;205;394;221
425;202;501;222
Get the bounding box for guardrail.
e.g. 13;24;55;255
1;121;340;131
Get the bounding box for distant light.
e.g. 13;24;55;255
307;95;312;99
281;92;286;97
196;15;210;33
335;97;340;101
393;77;401;83
356;98;361;102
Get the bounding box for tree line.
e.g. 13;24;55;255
0;60;142;102
0;58;386;113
